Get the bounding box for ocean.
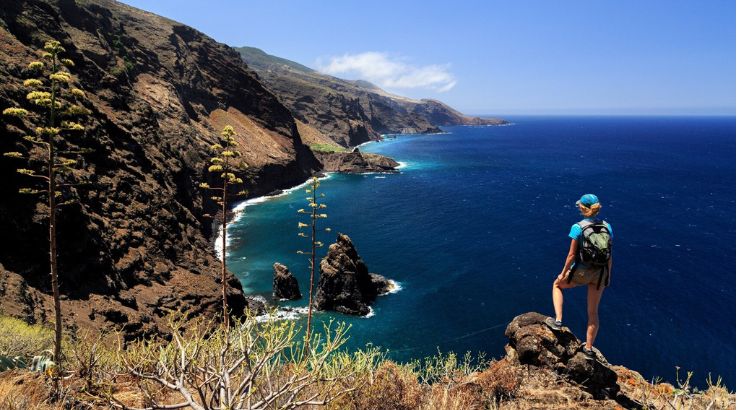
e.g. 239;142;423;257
224;116;735;388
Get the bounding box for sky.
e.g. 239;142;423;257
120;0;735;116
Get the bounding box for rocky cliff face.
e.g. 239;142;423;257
314;151;399;173
314;234;392;316
0;0;318;337
236;46;507;148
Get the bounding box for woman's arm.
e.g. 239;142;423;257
558;239;579;279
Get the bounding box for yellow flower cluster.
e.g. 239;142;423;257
43;40;65;54
61;121;84;131
23;79;43;88
36;127;60;136
70;88;85;98
2;107;29;117
49;71;71;83
26;91;52;106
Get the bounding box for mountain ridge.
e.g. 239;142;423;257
236;46;507;147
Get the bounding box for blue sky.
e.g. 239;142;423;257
121;0;735;115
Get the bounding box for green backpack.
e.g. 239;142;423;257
576;219;612;288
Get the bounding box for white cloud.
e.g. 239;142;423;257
317;52;456;93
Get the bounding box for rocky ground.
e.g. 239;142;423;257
428;312;735;409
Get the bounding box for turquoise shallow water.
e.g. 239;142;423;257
225;116;735;388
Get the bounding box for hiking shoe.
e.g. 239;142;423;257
580;344;597;360
545;317;562;331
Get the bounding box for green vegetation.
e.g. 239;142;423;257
2;39;91;379
235;46;315;74
0;316;55;358
297;176;331;352
199;125;248;329
309;143;346;153
0;312;734;409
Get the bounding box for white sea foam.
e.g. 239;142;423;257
363;306;375;318
215;173;335;260
374;176;386;179
396;161;409;170
354;140;376;150
380;279;403;296
254;306;310;323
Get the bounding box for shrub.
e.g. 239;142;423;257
332;360;424;410
0;316;55;360
105;310;379;409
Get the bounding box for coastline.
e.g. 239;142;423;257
216;133;405;260
214;173;335;261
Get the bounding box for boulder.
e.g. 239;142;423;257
504;312;619;399
272;262;301;300
314;234;392;315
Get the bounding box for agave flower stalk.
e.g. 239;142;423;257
297;176;330;352
199;125;247;330
2;39;91;377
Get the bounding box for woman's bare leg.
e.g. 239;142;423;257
552;276;577;322
585;283;605;349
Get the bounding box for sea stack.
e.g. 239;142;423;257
314;233;392;315
272;263;301;300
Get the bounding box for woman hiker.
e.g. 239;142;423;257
547;194;613;360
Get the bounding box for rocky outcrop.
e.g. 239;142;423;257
314;151;399;173
272;262;301;300
425;311;733;409
236;46;507;148
504;312;619;399
0;0;318;337
314;234;392;315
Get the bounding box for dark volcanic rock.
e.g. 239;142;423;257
314;151;399;173
245;296;267;316
504;312;619;399
272;262;301;300
0;0;319;337
314;234;392;315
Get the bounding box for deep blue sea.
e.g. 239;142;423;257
226;116;736;388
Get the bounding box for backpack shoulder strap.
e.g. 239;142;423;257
577;219;599;230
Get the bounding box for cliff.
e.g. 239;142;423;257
0;0;319;338
236;46;507;147
0;0;504;337
314;151;400;173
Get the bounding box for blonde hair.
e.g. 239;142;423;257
578;202;601;218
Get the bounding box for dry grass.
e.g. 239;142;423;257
0;314;734;409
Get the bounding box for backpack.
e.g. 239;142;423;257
577;219;612;267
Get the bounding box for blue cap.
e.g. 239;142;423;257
576;194;599;207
